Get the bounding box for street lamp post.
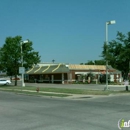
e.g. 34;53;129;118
21;40;29;87
105;20;116;90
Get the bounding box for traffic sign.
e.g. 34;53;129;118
19;67;25;74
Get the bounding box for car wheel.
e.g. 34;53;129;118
6;82;9;85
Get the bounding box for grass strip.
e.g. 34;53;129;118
0;86;130;95
0;89;69;97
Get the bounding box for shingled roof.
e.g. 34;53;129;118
69;64;106;70
26;64;119;74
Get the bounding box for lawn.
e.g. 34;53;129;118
0;86;129;97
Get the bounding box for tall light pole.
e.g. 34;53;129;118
105;20;116;90
21;40;29;87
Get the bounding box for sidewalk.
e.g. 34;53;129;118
21;89;108;99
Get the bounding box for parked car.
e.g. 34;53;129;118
0;79;11;85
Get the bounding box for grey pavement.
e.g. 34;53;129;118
0;91;130;130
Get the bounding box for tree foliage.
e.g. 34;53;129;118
80;60;105;65
0;36;41;86
102;31;130;79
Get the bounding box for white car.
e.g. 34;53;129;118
0;79;11;85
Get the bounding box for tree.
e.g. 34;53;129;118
102;31;130;79
80;63;84;65
94;60;106;65
80;60;105;65
0;36;41;86
85;60;94;65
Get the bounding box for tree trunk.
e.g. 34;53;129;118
14;74;17;86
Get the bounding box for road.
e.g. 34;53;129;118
0;91;130;130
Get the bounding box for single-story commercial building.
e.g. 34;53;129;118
26;63;122;84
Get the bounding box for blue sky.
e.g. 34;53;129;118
0;0;130;64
